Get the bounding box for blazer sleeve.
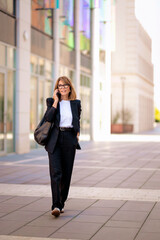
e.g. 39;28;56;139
78;100;82;133
44;98;57;122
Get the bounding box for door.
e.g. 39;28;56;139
0;69;7;155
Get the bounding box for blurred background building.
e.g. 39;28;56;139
0;0;112;155
111;0;154;133
0;0;155;156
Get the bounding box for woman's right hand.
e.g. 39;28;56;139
53;89;59;102
52;89;59;108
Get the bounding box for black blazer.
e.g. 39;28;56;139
44;98;81;153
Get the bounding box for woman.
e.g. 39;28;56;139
44;76;81;217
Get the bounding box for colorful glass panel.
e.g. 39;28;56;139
80;0;91;55
31;0;53;36
59;0;74;49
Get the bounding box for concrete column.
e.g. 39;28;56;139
91;6;100;140
74;0;80;98
15;0;31;154
103;0;112;137
53;7;60;82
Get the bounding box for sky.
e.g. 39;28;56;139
135;0;160;109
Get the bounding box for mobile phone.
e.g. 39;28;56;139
56;91;61;100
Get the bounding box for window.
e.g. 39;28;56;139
31;0;53;36
80;0;91;55
0;0;15;15
0;0;16;46
0;44;5;66
59;0;75;49
31;55;38;74
30;55;54;149
0;43;16;154
80;74;91;137
7;47;16;68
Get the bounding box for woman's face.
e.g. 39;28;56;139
58;80;70;98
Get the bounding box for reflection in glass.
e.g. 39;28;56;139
38;80;44;121
0;44;6;67
7;47;16;68
0;73;5;152
80;0;91;55
39;58;45;75
0;0;14;15
7;71;14;153
69;70;74;83
30;55;38;74
45;61;52;78
99;0;107;51
45;80;52;99
30;77;38;149
59;66;74;83
80;75;91;137
31;0;52;36
59;0;74;49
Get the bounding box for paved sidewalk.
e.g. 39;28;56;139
1;136;160;240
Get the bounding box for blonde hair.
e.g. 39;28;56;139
54;76;77;100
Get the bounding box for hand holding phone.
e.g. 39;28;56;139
53;89;60;102
56;91;61;100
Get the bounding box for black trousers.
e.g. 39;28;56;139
48;130;76;210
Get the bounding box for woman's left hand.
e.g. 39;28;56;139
77;133;79;141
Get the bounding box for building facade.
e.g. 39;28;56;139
111;0;154;133
0;0;112;155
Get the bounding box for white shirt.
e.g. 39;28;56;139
59;100;73;128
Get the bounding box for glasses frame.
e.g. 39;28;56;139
58;84;70;89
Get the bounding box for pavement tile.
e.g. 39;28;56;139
154;202;160;209
120;201;154;212
28;214;73;227
135;232;160;240
147;208;160;219
50;231;91;239
11;225;57;237
91;227;138;240
91;200;125;208
53;222;102;235
118;182;144;188
111;210;148;222
0;212;6;217
73;214;110;223
2;196;41;205
0;220;27;234
140;219;160;233
0;195;14;203
0;203;24;213
105;220;141;228
82;207;118;216
19;199;51;212
1;210;45;222
65;198;96;211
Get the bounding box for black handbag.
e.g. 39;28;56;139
34;116;54;146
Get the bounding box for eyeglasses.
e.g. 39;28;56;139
58;84;70;89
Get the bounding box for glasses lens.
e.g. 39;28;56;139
58;84;69;89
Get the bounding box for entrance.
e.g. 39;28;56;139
0;69;6;155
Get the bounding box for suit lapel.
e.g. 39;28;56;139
55;102;60;126
70;100;76;123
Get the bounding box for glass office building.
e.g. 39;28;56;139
0;0;111;155
0;1;16;154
